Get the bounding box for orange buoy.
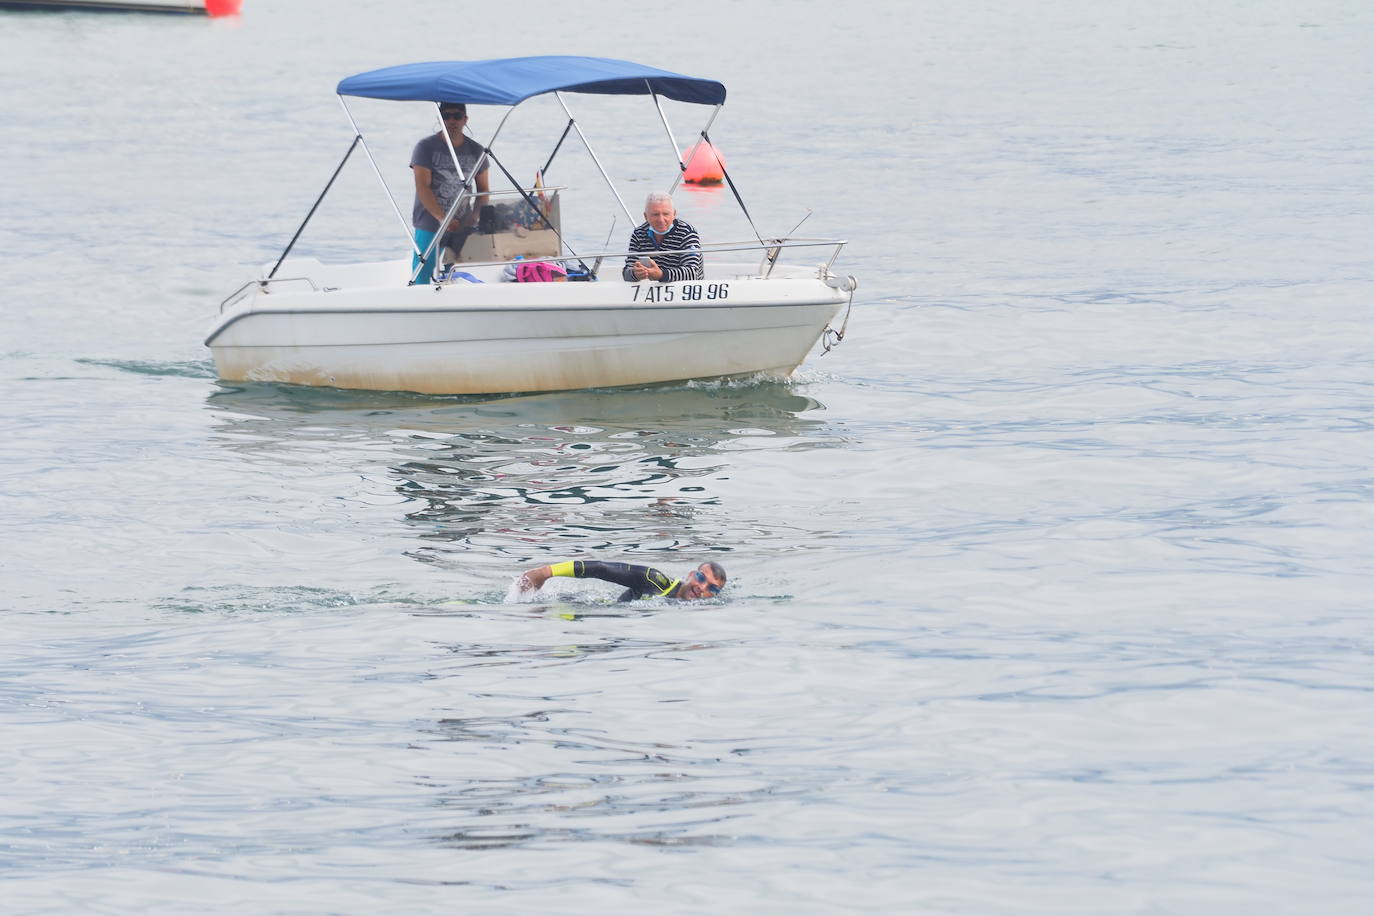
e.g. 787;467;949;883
204;0;241;16
682;141;726;185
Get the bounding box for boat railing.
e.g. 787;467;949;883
219;276;320;312
219;238;849;309
483;185;568;199
444;237;849;278
701;237;850;277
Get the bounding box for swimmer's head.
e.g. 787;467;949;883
677;561;726;600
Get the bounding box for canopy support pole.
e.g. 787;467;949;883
436;101;470;185
337;95;417;255
267;135;359;280
649;84;686;176
668;104;722;195
555;91;635;226
708;128;765;248
667;104;766;261
540;119;575;178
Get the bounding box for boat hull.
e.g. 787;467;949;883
206;270;847;395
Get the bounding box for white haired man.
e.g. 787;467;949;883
622;192;704;282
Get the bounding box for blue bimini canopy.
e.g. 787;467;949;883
336;55;727;107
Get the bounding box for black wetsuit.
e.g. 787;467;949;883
551;560;681;602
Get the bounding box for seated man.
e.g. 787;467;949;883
622;192;703;283
517;559;726;602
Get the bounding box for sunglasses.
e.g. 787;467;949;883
441;111;467;121
692;570;722;595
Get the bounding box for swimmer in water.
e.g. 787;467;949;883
516;560;726;602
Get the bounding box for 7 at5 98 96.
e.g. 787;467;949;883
632;283;729;303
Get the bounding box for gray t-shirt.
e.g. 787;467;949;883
410;132;489;232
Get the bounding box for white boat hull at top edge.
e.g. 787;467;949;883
205;262;849;395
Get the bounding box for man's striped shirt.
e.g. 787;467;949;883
622;219;704;282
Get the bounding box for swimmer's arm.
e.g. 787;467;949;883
516;561;580;593
517;565;552;592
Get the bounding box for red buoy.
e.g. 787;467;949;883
682;141;726;185
204;0;241;16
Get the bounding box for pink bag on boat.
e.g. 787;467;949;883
515;261;567;282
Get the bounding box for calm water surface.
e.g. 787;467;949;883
2;1;1373;912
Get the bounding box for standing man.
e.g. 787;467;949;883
622;192;704;283
411;102;490;284
517;559;726;603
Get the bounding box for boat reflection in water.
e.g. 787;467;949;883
205;378;839;575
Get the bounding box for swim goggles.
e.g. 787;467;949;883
692;570;722;595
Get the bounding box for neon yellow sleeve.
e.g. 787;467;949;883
550;561;577;578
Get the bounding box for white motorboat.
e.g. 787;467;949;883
205;56;856;395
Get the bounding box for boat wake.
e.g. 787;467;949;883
504;576;533;604
78;357;218;379
155;584;374;616
683;367;843;391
